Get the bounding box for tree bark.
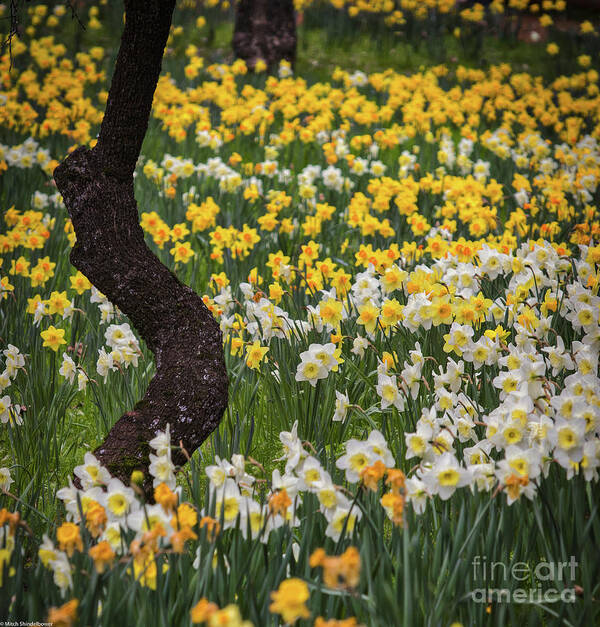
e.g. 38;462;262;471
233;0;296;70
53;0;228;495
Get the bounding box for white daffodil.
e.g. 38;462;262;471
73;452;111;490
332;390;350;422
405;477;428;514
205;456;236;489
297;456;325;491
96;347;115;381
324;500;362;542
213;479;242;530
295;353;328;386
0;466;13;491
376;373;404;411
105;478;137;521
367;430;395;466
277;421;306;473
149;424;171;457
149;453;176;489
420;453;471;500
59;352;77;383
336;438;375;483
551;418;586;467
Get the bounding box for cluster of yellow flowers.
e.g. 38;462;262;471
1;3;599;622
1;206;54;256
0;31;105;143
174;0;596;33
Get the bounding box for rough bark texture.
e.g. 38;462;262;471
233;0;296;70
53;0;228;495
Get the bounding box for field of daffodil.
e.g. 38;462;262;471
1;1;600;626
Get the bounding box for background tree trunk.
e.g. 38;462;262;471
233;0;297;70
53;0;228;495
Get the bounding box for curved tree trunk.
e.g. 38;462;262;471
53;0;228;495
233;0;296;70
